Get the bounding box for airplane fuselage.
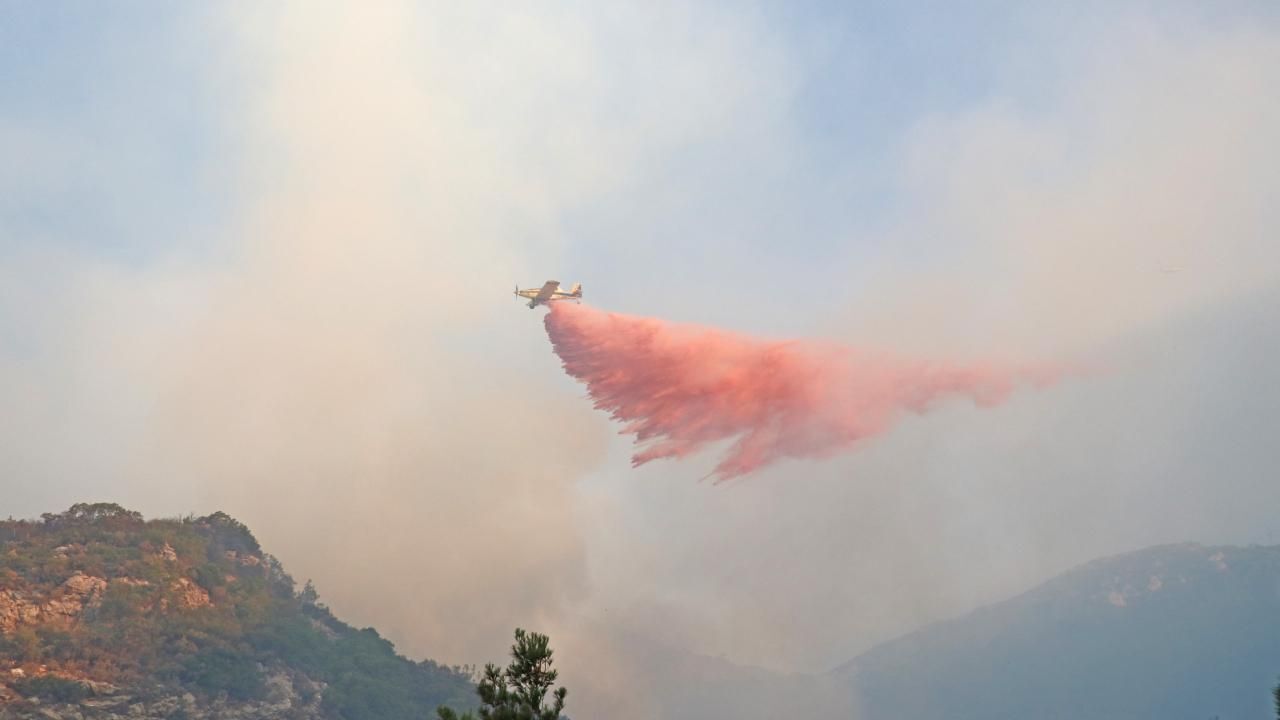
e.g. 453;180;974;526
514;281;582;308
516;290;579;307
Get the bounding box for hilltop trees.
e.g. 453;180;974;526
40;502;142;527
438;628;567;720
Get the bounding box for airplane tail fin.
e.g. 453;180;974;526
569;282;582;296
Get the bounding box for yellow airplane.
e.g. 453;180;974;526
514;280;582;309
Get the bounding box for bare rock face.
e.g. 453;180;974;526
0;591;46;633
59;576;105;599
221;551;263;569
40;574;107;626
162;579;211;611
42;575;107;625
110;578;150;589
0;591;31;633
0;575;107;632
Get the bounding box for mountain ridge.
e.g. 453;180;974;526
835;540;1264;674
0;503;475;720
631;541;1280;719
7;504;1278;719
836;541;1280;719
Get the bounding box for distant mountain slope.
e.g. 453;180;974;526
615;646;853;720
0;503;474;720
837;543;1280;719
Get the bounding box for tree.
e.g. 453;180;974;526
1273;678;1279;720
299;580;320;606
438;628;567;720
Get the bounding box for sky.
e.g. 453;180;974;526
2;2;1279;718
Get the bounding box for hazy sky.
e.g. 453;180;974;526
3;2;1279;717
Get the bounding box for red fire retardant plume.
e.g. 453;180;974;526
545;303;1058;481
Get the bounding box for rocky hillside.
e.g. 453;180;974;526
0;503;474;719
838;542;1280;719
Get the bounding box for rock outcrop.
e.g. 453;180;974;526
0;574;107;633
166;578;211;611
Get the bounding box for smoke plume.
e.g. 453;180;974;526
546;303;1057;481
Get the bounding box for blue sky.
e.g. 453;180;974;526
0;2;1084;270
5;1;1274;282
0;4;241;263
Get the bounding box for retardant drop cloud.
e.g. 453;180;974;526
545;303;1059;481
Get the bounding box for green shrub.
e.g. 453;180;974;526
179;647;266;701
13;675;91;703
193;563;228;590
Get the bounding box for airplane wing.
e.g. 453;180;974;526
534;280;560;303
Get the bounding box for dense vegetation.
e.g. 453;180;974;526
0;503;475;718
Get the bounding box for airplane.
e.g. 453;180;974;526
514;280;582;309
